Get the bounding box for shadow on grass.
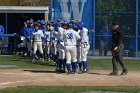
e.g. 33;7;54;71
23;69;56;73
11;57;55;67
30;61;55;66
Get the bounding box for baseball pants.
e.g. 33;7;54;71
65;46;77;64
33;42;43;54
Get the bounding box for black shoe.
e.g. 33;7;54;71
82;69;89;74
55;69;60;74
121;70;128;75
59;69;66;73
109;72;118;76
55;69;65;74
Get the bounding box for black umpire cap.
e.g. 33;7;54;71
112;22;119;26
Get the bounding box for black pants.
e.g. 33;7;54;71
112;43;127;73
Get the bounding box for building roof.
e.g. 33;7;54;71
0;6;49;13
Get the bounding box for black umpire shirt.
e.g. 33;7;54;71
112;29;123;49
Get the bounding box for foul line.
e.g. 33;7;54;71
0;80;37;86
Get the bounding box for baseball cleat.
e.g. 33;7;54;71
32;59;35;63
35;56;39;60
109;72;118;76
82;69;89;74
41;58;45;63
120;70;128;75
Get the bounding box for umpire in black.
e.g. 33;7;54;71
110;22;128;76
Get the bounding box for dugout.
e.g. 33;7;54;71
0;6;49;54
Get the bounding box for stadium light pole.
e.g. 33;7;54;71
135;0;138;58
49;0;53;21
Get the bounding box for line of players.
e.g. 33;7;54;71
20;19;90;74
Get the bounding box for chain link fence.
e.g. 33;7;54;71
95;0;139;57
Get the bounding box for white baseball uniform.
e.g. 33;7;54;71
79;27;90;61
32;30;44;54
63;29;81;64
57;27;65;59
44;30;51;57
50;27;58;57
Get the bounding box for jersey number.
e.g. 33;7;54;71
35;34;41;40
67;33;73;39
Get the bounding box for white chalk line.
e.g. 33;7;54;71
0;72;31;75
0;77;55;86
0;72;50;76
0;80;38;86
0;74;58;86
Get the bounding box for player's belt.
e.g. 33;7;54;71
65;45;76;46
81;42;87;43
33;41;42;42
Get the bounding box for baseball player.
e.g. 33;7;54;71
40;20;47;33
42;21;52;61
72;20;90;73
45;21;55;62
50;21;58;62
72;24;82;72
62;22;81;74
23;20;34;57
55;20;66;73
39;20;47;59
32;23;44;63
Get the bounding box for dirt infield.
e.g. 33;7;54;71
0;69;140;89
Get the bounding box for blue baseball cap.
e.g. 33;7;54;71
34;22;40;27
40;20;46;25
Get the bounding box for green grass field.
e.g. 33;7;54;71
0;86;140;93
0;55;139;71
0;55;140;93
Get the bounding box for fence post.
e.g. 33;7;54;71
49;0;53;21
135;0;139;58
92;0;96;56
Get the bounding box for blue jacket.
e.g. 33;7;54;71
100;28;110;42
23;26;34;42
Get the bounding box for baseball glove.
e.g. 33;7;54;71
112;46;120;56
